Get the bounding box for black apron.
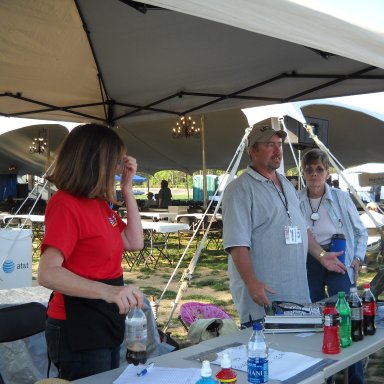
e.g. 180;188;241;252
62;275;125;351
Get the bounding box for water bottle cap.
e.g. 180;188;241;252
350;287;357;293
252;322;263;331
363;283;370;289
337;291;346;298
201;360;212;377
332;233;346;240
220;352;231;369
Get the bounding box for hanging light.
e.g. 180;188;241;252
29;128;48;154
172;115;201;138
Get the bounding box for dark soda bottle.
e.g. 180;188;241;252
361;283;376;335
348;287;363;341
322;302;341;354
125;307;148;365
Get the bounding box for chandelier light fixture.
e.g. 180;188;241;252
172;115;201;138
29;128;48;154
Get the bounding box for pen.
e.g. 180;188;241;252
137;362;155;377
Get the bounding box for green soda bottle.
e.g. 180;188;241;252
336;291;352;348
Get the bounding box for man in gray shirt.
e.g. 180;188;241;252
222;123;346;326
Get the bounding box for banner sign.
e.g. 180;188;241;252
358;173;384;187
0;229;32;289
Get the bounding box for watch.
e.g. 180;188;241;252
318;250;326;259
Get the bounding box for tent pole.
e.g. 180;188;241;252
185;172;190;200
201;114;207;208
162;127;252;333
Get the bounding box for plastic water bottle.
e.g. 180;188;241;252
247;322;268;384
348;287;364;341
335;291;352;348
215;352;237;384
196;360;218;384
125;307;148;366
361;283;376;335
322;301;341;354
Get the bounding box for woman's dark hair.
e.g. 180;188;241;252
302;148;330;169
45;124;125;202
161;180;168;188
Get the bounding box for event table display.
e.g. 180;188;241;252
72;327;384;384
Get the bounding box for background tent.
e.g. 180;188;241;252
2;94;384;176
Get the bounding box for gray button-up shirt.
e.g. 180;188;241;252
222;166;310;324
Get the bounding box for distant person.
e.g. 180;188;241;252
332;179;340;189
145;192;156;208
38;124;144;381
371;185;382;203
158;180;172;208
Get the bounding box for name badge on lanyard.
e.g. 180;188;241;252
285;226;302;244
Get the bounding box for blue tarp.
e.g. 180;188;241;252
115;174;147;183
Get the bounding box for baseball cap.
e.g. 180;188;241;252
247;123;287;149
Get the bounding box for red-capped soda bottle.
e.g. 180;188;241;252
322;302;341;354
348;287;364;341
361;283;376;335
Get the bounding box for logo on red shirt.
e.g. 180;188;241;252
107;214;118;227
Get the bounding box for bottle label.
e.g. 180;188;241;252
324;313;339;326
247;357;268;384
350;307;363;321
363;302;376;316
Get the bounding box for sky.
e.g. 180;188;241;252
291;0;384;33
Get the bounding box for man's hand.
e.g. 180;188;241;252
319;251;347;274
248;280;275;307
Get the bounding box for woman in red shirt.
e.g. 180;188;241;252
38;124;144;381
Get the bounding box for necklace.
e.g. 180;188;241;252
307;190;325;224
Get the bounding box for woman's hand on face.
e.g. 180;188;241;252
104;284;144;315
120;155;137;191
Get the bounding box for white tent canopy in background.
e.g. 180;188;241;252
1;92;384;176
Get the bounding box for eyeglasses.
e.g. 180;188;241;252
304;166;326;175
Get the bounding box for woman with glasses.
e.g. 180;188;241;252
299;148;367;302
299;149;367;384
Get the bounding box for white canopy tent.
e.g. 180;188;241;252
1;0;384;125
1;1;384;176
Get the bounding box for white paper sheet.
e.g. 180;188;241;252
113;364;201;384
211;345;322;382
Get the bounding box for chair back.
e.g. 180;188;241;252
0;302;46;343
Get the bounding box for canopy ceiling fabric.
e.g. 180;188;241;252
1;1;384;176
1;0;384;126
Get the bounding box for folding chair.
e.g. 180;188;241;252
205;217;223;250
177;215;200;249
0;302;47;384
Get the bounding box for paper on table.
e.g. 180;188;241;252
113;364;201;384
211;345;322;382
